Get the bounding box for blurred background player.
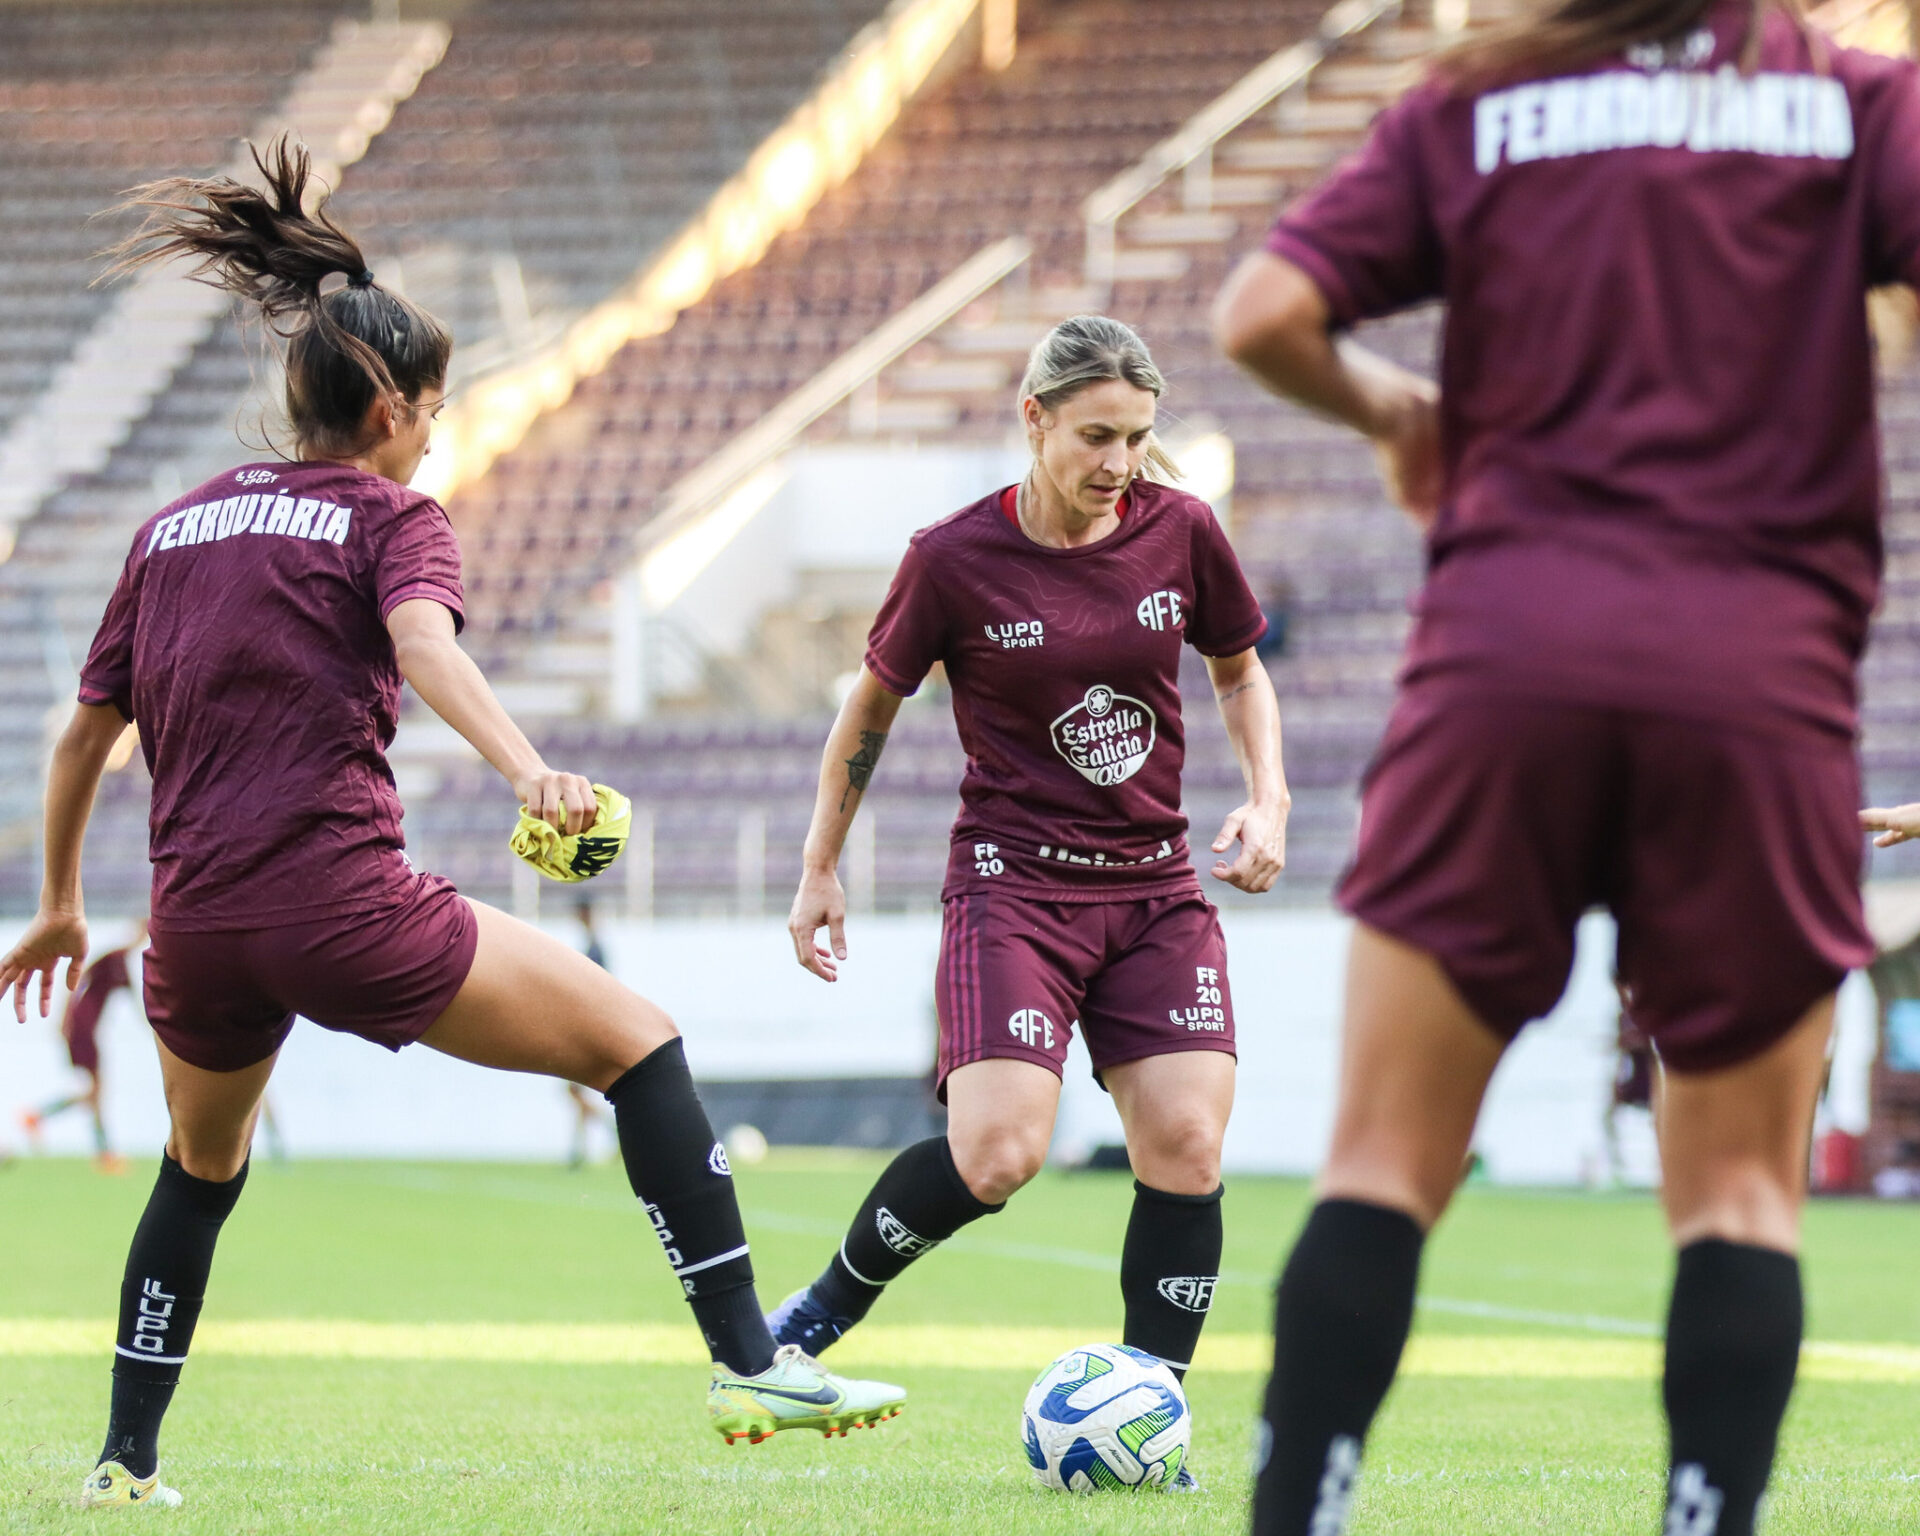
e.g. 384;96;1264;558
776;316;1289;1473
1215;0;1920;1530
0;138;903;1512
19;916;146;1172
564;899;614;1168
1603;974;1657;1188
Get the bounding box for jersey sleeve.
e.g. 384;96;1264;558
863;541;949;697
1186;506;1269;657
1265;91;1444;324
1861;57;1920;290
374;498;466;633
77;542;142;721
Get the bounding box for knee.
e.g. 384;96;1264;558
587;1003;680;1092
1666;1159;1804;1251
950;1130;1047;1205
167;1131;250;1184
1130;1113;1224;1196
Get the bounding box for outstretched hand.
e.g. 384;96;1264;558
788;867;848;982
0;908;88;1022
1862;803;1920;848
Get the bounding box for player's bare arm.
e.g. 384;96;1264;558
1205;647;1289;894
1860;802;1920;846
385;596;596;836
789;665;903;981
0;701;123;1021
1215;250;1441;525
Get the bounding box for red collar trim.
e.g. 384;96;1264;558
999;485;1128;528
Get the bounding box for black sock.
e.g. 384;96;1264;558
812;1137;1003;1324
101;1153;248;1479
1120;1180;1222;1381
604;1038;774;1376
1253;1199;1425;1536
1663;1240;1802;1536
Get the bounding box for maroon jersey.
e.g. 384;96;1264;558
79;462;464;930
864;480;1267;900
64;946;131;1045
1267;3;1920;740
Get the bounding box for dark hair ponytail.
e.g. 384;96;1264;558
99;134;451;461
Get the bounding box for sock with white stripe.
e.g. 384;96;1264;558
1662;1239;1802;1536
811;1136;1004;1325
101;1152;248;1479
1120;1180;1222;1381
604;1039;774;1376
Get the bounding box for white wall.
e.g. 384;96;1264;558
12;905;1871;1183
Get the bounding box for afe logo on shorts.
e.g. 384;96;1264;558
1008;1009;1056;1049
707;1142;731;1177
875;1206;939;1258
1050;684;1157;788
1156;1275;1218;1314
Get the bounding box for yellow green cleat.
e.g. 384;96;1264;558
79;1460;182;1510
708;1342;905;1445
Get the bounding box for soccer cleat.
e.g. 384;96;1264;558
78;1460;182;1509
765;1286;854;1354
708;1342;905;1445
1166;1462;1202;1493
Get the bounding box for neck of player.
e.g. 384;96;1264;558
1021;469;1121;549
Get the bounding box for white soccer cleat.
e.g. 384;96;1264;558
79;1459;182;1509
708;1342;906;1444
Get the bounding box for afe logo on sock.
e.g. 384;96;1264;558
874;1205;939;1258
1155;1275;1218;1313
1664;1465;1725;1536
1309;1436;1362;1536
708;1142;732;1176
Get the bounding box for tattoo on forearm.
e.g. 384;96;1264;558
839;730;888;812
1216;680;1256;703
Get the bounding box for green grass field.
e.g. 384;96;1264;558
3;1154;1918;1534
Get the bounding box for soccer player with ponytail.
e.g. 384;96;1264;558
1216;0;1920;1529
774;316;1289;1485
0;138;903;1510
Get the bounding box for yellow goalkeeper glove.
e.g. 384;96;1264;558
509;783;633;882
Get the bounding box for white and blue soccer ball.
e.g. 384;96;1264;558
1020;1343;1191;1492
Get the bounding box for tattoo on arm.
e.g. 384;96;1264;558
1215;679;1257;703
839;730;888;812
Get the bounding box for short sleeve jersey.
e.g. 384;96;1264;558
1267;2;1920;740
79;461;465;930
864;480;1267;901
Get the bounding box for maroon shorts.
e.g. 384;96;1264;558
64;1007;103;1075
1341;687;1874;1073
935;886;1235;1100
144;873;479;1072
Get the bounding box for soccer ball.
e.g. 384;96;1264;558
1020;1343;1191;1492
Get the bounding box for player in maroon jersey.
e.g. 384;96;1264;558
0;138;901;1511
1214;0;1920;1530
19;918;145;1172
773;316;1289;1450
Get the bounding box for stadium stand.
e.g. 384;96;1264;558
1;0;1915;929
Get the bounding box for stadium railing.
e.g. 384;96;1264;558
1079;0;1404;294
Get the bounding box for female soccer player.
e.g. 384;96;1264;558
1214;0;1920;1530
0;139;901;1511
19;917;145;1172
775;317;1289;1442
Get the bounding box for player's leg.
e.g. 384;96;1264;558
770;891;1084;1352
772;1059;1059;1349
86;1039;274;1508
422;899;772;1369
1619;713;1867;1536
1654;1001;1831;1536
1254;691;1610;1535
1105;1050;1233;1383
1252;927;1507;1535
421;898;904;1438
